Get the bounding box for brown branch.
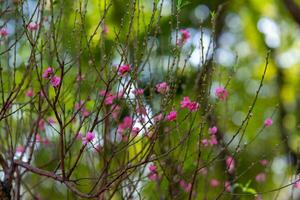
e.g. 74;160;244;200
283;0;300;25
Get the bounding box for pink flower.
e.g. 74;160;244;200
187;102;199;112
181;96;191;108
180;97;200;112
154;113;164;122
43;138;50;145
225;181;231;192
148;173;158;181
210;179;220;187
40;91;45;98
177;29;191;45
36;134;42;142
42;67;53;79
166;110;177;121
255;173;266;183
149;165;157;173
226;156;235;173
76;132;83;140
156;82;169;94
210;135;218;146
111;105;121;120
47;117;56;124
136;105;147;115
264;118;273;127
16;146;25;153
118;64;131;76
75;100;84;110
201;139;209;147
26;88;34;97
27;22;39;31
117;116;133;134
102;24;109;34
0;28;8;37
208;126;218;135
132;88;144;96
82;131;95;144
260;159;268;166
82;108;90;117
50;76;61;87
294;181;300;189
131;127;140;136
180;29;190;41
215;86;228;101
179;180;192;193
38;119;45;131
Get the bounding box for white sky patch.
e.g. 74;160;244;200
257;17;281;48
194;4;210;22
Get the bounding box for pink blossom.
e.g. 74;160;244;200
180;29;190;41
94;144;103;153
42;67;53;79
255;173;266;183
260;159;268;166
149;165;157;173
82;108;90;117
177;29;190;45
0;28;8;37
50;76;61;87
136;105;147;115
225;181;231;192
16;146;25;153
148;173;159;181
40;91;45;98
181;96;191;108
117;90;125;99
76;132;83;140
201;139;209;147
187;102;199;112
132;88;144;96
102;24;109;34
154;113;164;122
208;126;218;135
294;181;300;189
210;135;218;146
264;118;273;127
27;22;39;31
117;116;133;134
166;110;177;121
210;179;220;187
180;96;200;112
131;127;140;136
156;82;169;94
82;132;95;144
75;100;84;110
99;90;108;96
215;86;228;101
118;64;131;76
105;94;116;105
111;105;121;120
38;119;45;131
226;156;235;173
35;134;42;142
47;117;56;124
43;138;50;145
26;88;34;97
179;180;192;193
